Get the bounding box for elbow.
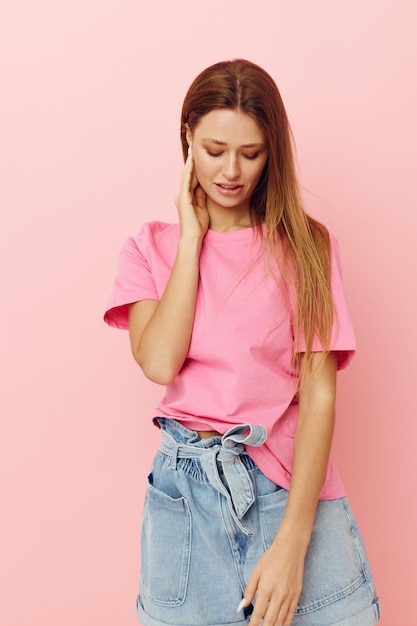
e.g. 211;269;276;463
132;349;179;385
143;366;177;386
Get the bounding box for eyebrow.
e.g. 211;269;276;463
202;138;265;148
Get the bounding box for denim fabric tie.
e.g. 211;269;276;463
159;423;267;535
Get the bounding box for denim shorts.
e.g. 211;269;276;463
136;418;380;626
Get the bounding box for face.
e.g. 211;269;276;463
187;109;268;222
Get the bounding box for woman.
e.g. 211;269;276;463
104;59;380;626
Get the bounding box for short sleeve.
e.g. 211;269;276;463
104;225;160;330
297;233;356;370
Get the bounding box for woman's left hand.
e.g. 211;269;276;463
241;352;336;625
242;533;307;626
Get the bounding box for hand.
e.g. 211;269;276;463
242;535;306;626
175;146;209;240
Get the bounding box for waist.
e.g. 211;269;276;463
197;429;222;439
173;416;223;435
157;417;267;452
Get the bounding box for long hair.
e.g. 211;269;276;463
181;59;333;377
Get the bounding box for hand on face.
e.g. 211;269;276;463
175;144;209;240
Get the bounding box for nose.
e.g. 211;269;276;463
222;153;240;180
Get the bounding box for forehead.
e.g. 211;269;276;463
193;109;264;144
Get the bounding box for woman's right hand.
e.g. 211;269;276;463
130;146;208;384
175;146;209;240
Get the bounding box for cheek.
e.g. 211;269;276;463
193;155;216;182
253;158;268;183
249;160;267;185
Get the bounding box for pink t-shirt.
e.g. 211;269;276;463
104;221;356;499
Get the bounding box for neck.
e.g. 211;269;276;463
207;203;253;233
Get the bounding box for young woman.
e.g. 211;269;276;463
104;59;380;626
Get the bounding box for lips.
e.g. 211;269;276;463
215;183;244;195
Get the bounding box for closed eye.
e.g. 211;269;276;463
206;151;260;160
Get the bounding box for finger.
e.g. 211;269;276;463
243;571;259;607
253;593;289;626
186;150;201;196
275;598;293;626
244;573;264;625
178;151;194;198
179;146;193;195
194;185;207;210
282;599;297;626
248;594;270;626
260;597;284;626
190;168;199;194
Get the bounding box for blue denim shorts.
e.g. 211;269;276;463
136;418;380;626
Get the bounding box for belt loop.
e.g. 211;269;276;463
169;441;179;469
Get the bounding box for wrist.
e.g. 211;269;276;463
274;519;313;551
177;235;204;253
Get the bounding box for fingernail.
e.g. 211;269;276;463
237;598;247;613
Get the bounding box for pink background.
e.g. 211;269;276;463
1;1;416;624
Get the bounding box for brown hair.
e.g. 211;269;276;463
181;59;333;376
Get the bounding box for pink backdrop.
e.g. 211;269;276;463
1;1;416;624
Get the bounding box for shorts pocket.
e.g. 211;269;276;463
258;486;289;550
140;474;191;607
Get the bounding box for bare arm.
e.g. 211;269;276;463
280;350;337;542
128;238;202;384
128;147;209;385
244;351;338;626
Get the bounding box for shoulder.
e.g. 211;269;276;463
307;217;341;258
125;221;180;253
327;231;343;268
134;220;179;241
